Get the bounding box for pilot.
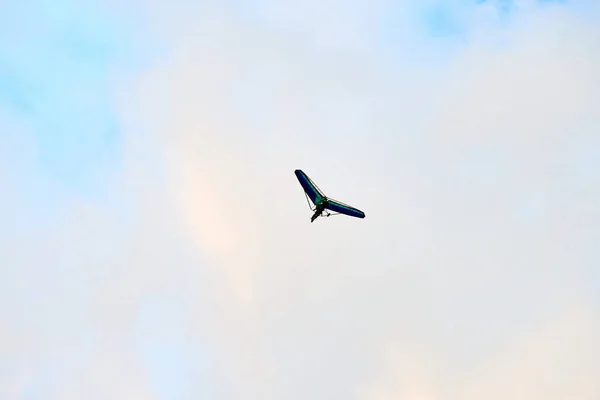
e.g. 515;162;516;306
311;201;327;222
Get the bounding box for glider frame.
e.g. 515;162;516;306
303;190;341;217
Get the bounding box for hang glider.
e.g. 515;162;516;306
294;169;366;223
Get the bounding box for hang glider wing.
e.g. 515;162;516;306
325;198;366;219
294;169;325;204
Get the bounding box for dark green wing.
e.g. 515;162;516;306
325;198;365;219
295;169;325;204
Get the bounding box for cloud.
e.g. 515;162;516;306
2;1;599;399
114;2;600;398
363;303;600;400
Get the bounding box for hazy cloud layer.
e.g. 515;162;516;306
2;1;599;399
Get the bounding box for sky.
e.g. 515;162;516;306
1;0;599;399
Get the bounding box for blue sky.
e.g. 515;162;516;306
0;0;139;201
1;1;599;399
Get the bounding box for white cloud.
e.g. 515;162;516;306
363;303;600;400
115;3;600;398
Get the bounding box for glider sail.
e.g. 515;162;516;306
325;198;366;219
294;169;325;204
295;169;365;222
